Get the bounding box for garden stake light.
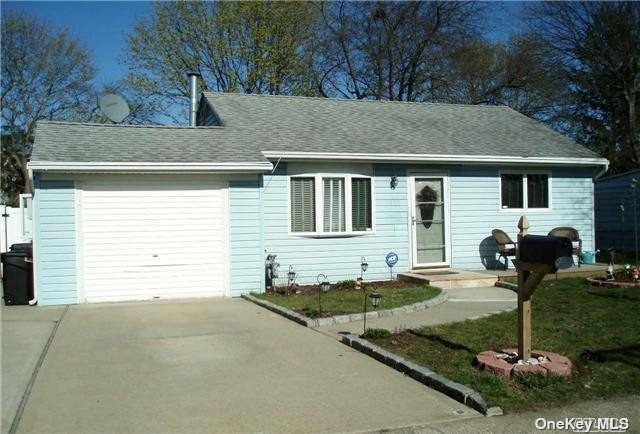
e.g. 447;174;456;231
287;265;296;294
363;284;368;335
364;292;382;335
316;273;330;316
632;178;639;266
369;292;382;309
360;256;368;279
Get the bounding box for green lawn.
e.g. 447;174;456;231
370;278;640;413
253;284;441;318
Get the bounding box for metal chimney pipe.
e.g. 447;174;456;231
187;71;201;126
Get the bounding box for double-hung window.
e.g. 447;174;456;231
500;172;550;210
290;175;373;234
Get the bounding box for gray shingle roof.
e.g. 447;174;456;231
202;92;601;160
31;121;269;164
31;93;604;168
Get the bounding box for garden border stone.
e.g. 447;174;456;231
494;281;517;291
241;290;448;328
586;277;640;288
340;333;499;416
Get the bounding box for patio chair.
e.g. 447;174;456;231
548;227;582;268
491;229;517;270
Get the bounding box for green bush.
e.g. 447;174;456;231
361;328;392;339
304;308;319;318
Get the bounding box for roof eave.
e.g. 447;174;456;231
261;151;609;168
28;161;273;174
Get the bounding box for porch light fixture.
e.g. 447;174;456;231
317;273;330;316
390;176;398;190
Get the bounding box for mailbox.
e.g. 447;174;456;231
520;235;574;271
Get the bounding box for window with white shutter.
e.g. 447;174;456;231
290;174;374;235
290;177;316;232
323;178;345;232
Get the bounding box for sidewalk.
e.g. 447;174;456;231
316;286;517;337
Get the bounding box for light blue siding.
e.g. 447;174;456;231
450;167;595;269
31;164;597;303
34;177;77;305
262;163;409;286
229;179;263;295
594;169;640;253
258;163;596;283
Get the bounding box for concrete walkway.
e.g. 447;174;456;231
1;305;66;434
316;286;517;337
5;298;480;434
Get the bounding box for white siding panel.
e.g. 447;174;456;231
80;178;229;302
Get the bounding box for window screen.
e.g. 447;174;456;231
501;174;524;208
351;178;372;231
528;174;549;208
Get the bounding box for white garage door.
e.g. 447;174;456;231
80;178;229;303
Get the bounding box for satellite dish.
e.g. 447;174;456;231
99;94;130;123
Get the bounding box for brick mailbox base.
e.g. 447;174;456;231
476;348;573;378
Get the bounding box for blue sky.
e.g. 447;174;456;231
3;1;527;88
2;1;526;125
3;1;153;87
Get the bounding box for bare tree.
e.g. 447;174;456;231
440;34;569;122
124;2;319;123
526;2;640;173
1;12;96;204
313;1;484;101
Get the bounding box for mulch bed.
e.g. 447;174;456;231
270;279;423;295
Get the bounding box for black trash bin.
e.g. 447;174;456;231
2;243;34;305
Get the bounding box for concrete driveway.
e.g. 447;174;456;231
4;298;479;433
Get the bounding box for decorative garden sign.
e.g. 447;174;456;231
385;252;398;278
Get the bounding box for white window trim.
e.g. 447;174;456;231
288;173;376;237
498;170;552;212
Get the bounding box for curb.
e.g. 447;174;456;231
340;333;502;417
242;290;448;328
495;281;517;291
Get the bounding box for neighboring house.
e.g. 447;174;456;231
594;169;640;254
28;92;608;305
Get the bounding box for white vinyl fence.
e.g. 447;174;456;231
1;196;32;252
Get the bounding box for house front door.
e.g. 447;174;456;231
410;176;450;268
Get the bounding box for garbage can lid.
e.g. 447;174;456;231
9;242;32;254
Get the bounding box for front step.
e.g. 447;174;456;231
398;270;498;289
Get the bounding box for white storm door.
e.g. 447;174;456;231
410;175;451;268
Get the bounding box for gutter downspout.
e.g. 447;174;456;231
28;166;37;305
594;161;610;180
592;161;609;260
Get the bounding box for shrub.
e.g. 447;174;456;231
332;280;357;290
361;328;392;339
305;308;319;318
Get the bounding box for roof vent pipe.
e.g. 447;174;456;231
187;71;201;127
